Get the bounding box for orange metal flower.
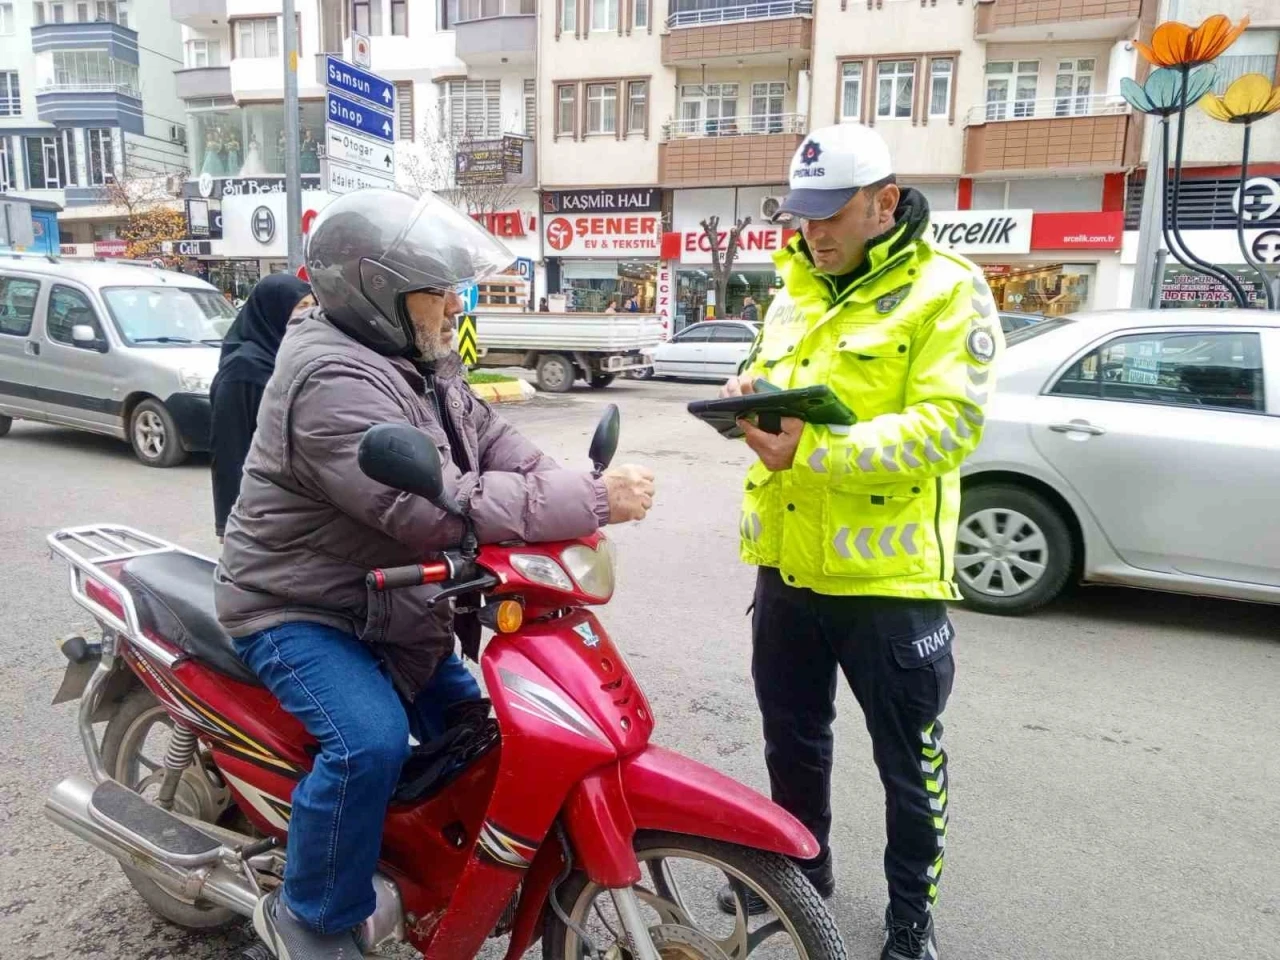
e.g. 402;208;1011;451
1135;14;1249;69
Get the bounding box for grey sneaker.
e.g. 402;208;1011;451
253;889;364;959
881;905;937;960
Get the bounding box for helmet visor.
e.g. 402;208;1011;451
382;192;515;294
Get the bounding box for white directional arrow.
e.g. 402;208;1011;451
382;88;393;104
382;119;392;137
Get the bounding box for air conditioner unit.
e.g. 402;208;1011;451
169;124;187;145
760;195;786;223
165;174;184;195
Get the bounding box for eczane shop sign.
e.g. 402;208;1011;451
678;225;798;265
929;210;1033;254
544;214;661;257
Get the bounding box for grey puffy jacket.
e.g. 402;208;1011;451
214;309;608;695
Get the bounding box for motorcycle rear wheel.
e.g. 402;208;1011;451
100;687;239;930
544;831;846;960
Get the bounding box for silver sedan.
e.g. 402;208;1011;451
959;309;1280;614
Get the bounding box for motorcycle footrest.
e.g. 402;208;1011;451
88;779;223;865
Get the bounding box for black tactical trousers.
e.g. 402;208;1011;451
751;567;955;924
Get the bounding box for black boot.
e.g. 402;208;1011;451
716;850;834;916
881;905;937;960
252;889;364;959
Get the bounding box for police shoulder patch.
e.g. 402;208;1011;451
966;327;997;364
875;283;912;315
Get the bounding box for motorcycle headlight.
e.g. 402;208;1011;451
179;367;212;394
510;553;574;593
561;539;616;600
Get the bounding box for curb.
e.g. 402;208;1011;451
470;378;537;404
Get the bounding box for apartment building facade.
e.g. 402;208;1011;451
0;0;187;252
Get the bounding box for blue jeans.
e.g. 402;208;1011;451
233;622;481;933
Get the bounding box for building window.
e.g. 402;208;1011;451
86;128;114;185
626;79;647;136
876;60;915;119
95;0;125;22
479;278;523;307
524;78;536;138
0;3;12;33
24;132;76;189
1054;58;1094;116
678;82;737;136
633;0;646;29
352;0;382;34
48;1;64;20
437;0;449;28
390;0;406;33
556;83;576;136
49;51;140;95
750;81;785;132
0;72;18;116
586;82;617;133
929;58;953;118
320;0;346;52
187;40;223;68
443;79;501;138
590;0;616;31
985;60;1038;120
395;81;413;139
560;0;575;31
840;61;862;122
32;1;43;24
1211;29;1279;94
0;138;14;192
235;18;280;58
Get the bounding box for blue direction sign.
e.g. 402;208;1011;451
326;91;394;144
324;55;395;114
459;284;479;312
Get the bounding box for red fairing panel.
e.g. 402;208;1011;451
620;746;820;860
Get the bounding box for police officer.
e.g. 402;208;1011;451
718;124;1001;960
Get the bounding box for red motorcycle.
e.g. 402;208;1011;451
44;407;845;960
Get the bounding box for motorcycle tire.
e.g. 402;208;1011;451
100;687;239;931
543;830;847;960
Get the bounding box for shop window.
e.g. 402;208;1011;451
876;60;914;120
235;18;280;58
1052;332;1264;413
985;262;1092;317
840;61;862;123
0;277;40;337
1053;59;1094;117
586;82;617;135
190;100;324;177
985;61;1038;120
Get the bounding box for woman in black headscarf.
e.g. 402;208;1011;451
210;274;312;537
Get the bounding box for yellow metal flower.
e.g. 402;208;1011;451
1135;14;1249;69
1200;73;1280;123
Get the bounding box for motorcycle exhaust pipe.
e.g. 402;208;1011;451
44;775;260;918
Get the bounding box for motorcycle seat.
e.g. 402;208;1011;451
120;552;263;687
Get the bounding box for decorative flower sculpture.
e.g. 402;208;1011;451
1134;14;1249;68
1122;66;1217;116
1200;73;1280;124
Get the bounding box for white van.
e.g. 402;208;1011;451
0;257;236;466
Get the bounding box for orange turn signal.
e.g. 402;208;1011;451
494;599;524;634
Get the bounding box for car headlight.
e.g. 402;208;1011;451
179;367;212;394
561;539;616;600
510;553;574;593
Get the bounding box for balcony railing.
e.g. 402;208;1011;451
664;112;806;139
452;0;534;24
965;94;1128;125
666;0;810;28
37;81;140;98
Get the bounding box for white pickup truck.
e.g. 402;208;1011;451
471;311;666;392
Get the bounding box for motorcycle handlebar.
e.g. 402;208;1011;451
366;561;452;591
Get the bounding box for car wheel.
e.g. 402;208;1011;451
129;399;188;468
536;353;575;393
955;484;1073;615
0;414;11;437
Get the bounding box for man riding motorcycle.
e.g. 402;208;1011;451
214;189;656;959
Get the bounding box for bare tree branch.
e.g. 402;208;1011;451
699;214;752;318
401;101;526;218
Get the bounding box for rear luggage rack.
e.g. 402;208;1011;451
48;524;213;664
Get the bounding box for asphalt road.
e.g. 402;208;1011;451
1;376;1277;960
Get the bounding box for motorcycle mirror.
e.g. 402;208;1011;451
589;404;621;476
358;423;460;514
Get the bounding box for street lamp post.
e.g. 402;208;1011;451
282;0;303;273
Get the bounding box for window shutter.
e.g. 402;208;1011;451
395;81;413;140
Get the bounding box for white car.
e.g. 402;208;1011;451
960;309;1280;615
651;320;759;381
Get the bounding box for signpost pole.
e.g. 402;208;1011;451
283;0;303;272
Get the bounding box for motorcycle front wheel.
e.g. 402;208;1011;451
544;831;847;960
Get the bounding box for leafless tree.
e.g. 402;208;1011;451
401;101;528;218
699;214;752;318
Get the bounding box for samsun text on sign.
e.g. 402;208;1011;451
544;215;661;257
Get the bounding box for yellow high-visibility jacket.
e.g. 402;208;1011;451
739;192;1003;600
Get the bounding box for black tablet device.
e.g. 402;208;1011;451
687;384;857;439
